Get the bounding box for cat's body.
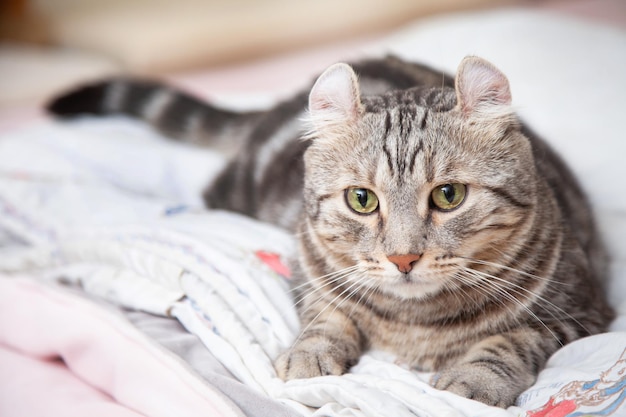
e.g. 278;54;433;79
48;55;614;407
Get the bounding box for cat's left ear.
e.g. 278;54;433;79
455;56;512;119
308;63;363;132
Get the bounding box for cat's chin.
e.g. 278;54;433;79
379;277;443;300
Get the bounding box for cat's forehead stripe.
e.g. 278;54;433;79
379;105;431;182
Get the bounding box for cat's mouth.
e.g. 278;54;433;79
356;255;458;299
400;272;413;283
377;271;446;300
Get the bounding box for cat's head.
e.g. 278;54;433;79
301;56;538;300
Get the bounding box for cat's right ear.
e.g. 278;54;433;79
308;63;363;135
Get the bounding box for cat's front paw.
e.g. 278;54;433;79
275;338;351;380
433;364;522;407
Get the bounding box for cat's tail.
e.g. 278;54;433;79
46;78;261;150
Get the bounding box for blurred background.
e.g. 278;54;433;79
0;0;623;115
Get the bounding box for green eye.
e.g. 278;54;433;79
346;187;379;214
431;183;467;211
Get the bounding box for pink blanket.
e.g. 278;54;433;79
0;277;243;417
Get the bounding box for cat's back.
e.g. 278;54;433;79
523;125;608;285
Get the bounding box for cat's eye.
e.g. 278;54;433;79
346;187;379;214
430;183;467;211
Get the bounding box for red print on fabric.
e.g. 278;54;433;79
255;251;291;279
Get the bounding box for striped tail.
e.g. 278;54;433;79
46;78;261;150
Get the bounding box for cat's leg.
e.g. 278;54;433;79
433;328;558;407
275;305;363;380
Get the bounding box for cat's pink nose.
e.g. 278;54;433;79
387;254;421;273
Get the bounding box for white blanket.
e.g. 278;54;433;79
1;8;625;417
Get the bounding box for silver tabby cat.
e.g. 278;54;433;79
48;55;614;407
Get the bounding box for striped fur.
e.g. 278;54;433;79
48;77;262;157
47;56;614;407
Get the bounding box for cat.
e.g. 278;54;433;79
47;55;615;407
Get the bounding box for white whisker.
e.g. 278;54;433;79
461;256;573;287
291;266;361;308
464;266;590;336
347;278;380;321
456;269;527;327
289;265;360;293
323;275;370;337
460;267;564;345
287;271;366;353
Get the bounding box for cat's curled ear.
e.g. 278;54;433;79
307;63;363;138
455;56;513;121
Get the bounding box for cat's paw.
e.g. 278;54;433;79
433;364;520;407
275;338;350;380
